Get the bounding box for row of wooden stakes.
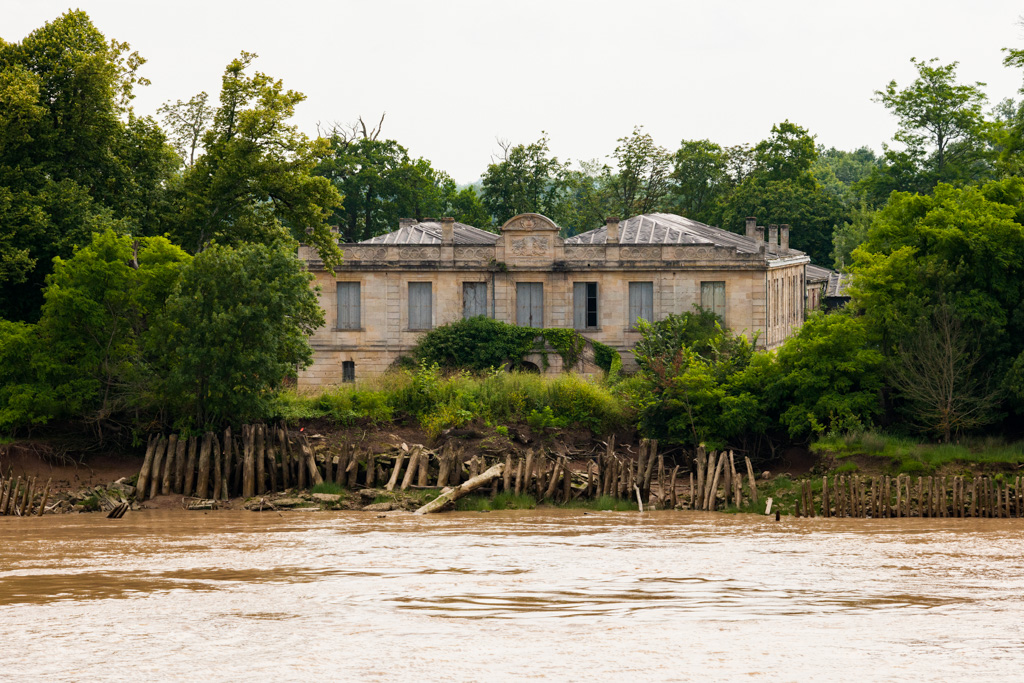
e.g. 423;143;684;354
0;474;52;516
136;424;335;501
794;474;1024;518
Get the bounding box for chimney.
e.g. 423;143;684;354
441;217;455;245
606;217;620;244
399;217;416;230
781;224;790;253
768;224;779;253
745;217;757;239
755;225;765;253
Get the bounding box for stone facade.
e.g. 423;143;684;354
298;213;811;388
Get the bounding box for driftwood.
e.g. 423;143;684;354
414;463;505;515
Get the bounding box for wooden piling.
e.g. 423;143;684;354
148;437;168;500
744;456;758;504
707;452;725;511
401;447;420;491
185;436;199;497
175;431;188;494
254;424;266;495
161;434;177;496
386;450;405;492
643;440;658;500
196;432;212;499
37;478;51;516
695;446;706;510
301;437;323;486
136;435;158;503
222;428;233;499
688;472;695;509
211;436;223;501
242;426;255;498
669;465;679;509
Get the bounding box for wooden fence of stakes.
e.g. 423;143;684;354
0;471;52;517
128;428;1024;517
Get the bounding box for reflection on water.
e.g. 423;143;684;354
2;510;1024;680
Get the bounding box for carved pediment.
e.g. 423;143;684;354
499;213;560;233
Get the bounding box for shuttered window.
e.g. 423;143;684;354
628;282;654;327
336;282;361;330
408;282;433;330
516;282;544;328
700;281;726;319
573;282;599;330
463;282;488;319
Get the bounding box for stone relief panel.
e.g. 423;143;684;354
564;246;605;261
509;236;550;257
397;246;441;260
344;247;388;261
620;246;662;260
455;247;494;261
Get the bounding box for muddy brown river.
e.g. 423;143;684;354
1;510;1023;681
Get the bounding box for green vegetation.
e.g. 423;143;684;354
310;481;345;496
813;431;1024;475
411;316;595;372
456;492;538;511
274;363;628;438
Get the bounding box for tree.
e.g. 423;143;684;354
0;230;191;435
708;122;847;264
481;135;565;227
316;122;477;241
830;200;876;271
158;91;214;166
773;311;885;439
158;242;324;427
874;58;988;184
668;139;730;223
889;305;999;441
605;126;671;218
167;53;342;268
0;11;177;320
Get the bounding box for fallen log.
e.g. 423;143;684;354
414;463;505;515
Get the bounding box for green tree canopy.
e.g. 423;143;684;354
165;52;343;268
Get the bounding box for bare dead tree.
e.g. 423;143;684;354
890;304;1000;442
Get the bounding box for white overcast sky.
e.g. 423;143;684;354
6;1;1024;183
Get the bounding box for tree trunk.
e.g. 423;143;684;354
414;463;505;515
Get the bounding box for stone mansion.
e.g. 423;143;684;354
297;213;811;387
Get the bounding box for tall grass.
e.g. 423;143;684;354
813;430;1024;474
273;366;630;437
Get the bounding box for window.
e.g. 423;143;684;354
463;282;488;319
336;282;360;330
516;282;544;328
342;361;355;383
628;282;654;327
573;282;599;330
700;281;726;319
408;282;432;330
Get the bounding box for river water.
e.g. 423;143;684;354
1;510;1023;681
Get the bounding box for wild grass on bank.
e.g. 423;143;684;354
812;431;1024;475
456;492;538;511
272;365;630;437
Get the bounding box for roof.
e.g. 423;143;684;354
805;263;834;283
359;220;499;246
826;272;852;299
566;213;805;257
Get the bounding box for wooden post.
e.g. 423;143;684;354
174;432;188;494
0;476;11;515
544;459;562;500
822;476;830;517
437;448;452;489
221;428;233;499
136;435;157;503
254;424;266;495
37;478;51;516
148;437;168;500
502;454;512;493
161;434;177;496
706;452;725;511
366;452;376;488
688;472;695;509
669;465;679;509
744;456;758;504
635;439;648;497
185;435;199;497
401;447;420;491
524;449;535;497
196;432;212;499
302;437;324;486
386;451;405;492
19;477;35;516
414;463;504;514
695;447;706;510
212;436;223;501
242;426;255;498
7;477;20;515
347;455;359;488
643;440;658;500
515;457;525;496
704;450;716;509
563;458;572;503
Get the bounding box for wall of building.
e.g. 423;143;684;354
297;214;808;388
